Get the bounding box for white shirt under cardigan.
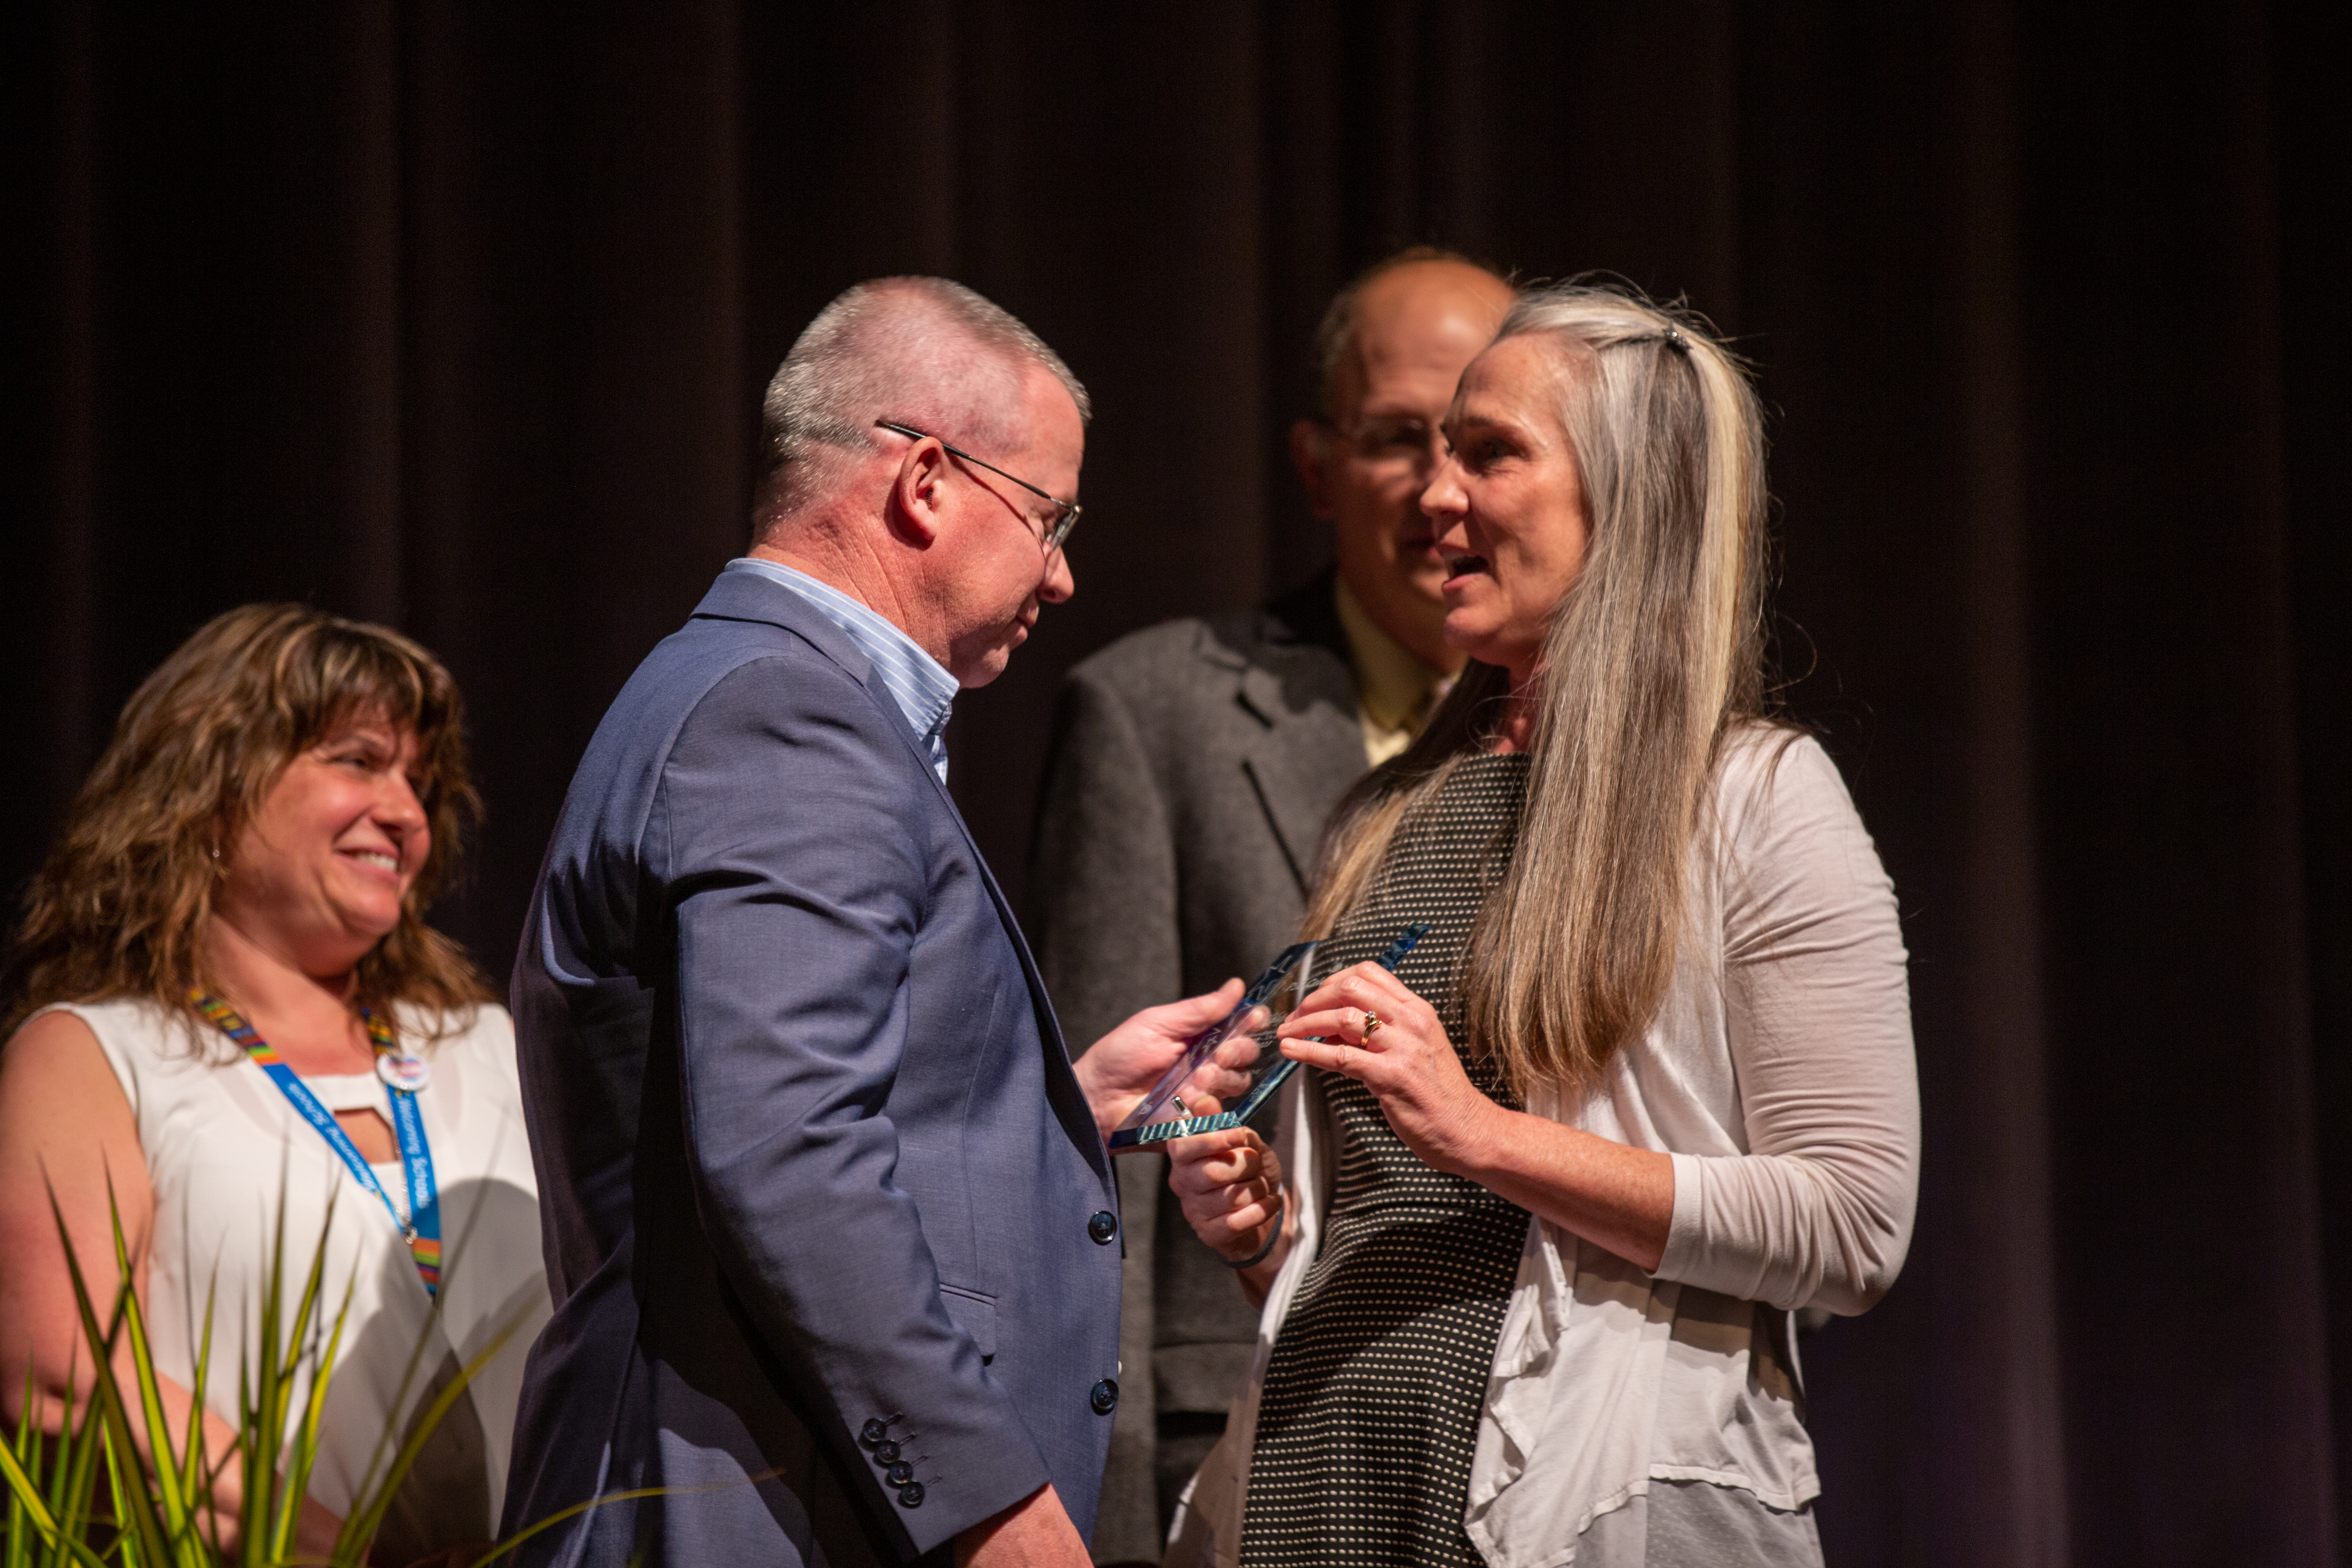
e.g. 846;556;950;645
1164;729;1920;1568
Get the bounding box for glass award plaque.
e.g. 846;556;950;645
1107;922;1430;1153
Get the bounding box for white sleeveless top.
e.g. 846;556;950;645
45;998;548;1558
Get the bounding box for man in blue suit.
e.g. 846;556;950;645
502;278;1246;1567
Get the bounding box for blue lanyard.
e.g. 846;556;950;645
193;993;442;1297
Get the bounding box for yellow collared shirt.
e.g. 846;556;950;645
1334;578;1450;768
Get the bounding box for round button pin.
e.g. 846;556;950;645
375;1051;430;1093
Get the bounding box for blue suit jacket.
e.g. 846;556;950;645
501;570;1124;1566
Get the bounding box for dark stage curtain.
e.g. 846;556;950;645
4;5;2345;1563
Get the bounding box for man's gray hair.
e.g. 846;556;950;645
757;277;1089;523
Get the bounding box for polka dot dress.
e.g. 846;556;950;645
1241;753;1534;1567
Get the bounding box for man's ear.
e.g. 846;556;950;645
888;439;953;547
1290;419;1336;520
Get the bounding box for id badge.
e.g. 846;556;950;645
1107;922;1428;1152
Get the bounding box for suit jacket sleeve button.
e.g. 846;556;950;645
860;1419;888;1445
898;1482;926;1508
873;1439;901;1463
1090;1378;1119;1415
1088;1210;1118;1245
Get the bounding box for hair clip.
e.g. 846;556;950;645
1662;326;1691;354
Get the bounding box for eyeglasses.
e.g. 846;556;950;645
874;420;1082;554
1327;415;1446;471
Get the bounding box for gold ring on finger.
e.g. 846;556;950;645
1361;1009;1383;1041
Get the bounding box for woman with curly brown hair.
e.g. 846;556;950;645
0;604;546;1566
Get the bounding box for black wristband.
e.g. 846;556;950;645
1222;1218;1283;1271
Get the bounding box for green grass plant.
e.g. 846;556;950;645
0;1183;519;1568
2;1180;781;1568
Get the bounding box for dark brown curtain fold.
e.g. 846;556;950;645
4;4;2343;1562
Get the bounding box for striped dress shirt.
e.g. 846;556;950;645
723;557;958;783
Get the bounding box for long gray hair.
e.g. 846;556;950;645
1304;282;1774;1099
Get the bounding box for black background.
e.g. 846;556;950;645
5;5;2346;1563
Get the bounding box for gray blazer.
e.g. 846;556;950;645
505;570;1125;1567
1024;571;1367;1563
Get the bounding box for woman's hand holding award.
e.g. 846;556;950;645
1107;923;1429;1152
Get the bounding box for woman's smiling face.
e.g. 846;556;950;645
215;719;430;978
1419;333;1592;686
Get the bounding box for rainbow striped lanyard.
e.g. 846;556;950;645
191;991;441;1298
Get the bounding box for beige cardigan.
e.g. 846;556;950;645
1164;731;1920;1568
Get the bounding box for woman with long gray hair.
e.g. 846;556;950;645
1163;284;1918;1567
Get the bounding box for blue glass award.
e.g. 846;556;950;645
1106;922;1429;1153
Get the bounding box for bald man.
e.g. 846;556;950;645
1025;250;1516;1562
505;278;1244;1568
